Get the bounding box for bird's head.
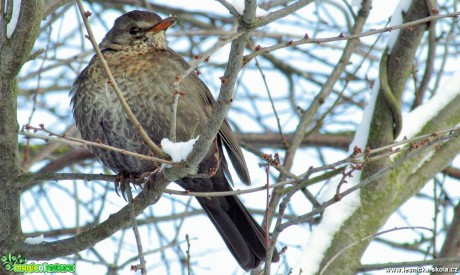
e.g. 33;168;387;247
99;10;176;50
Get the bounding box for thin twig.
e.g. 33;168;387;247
264;161;271;248
173;31;242;88
126;187;147;275
185;233;191;275
254;57;287;148
169;92;180;142
264;166;314;274
275;129;458;232
165;126;459;198
266;0;372;228
215;0;240;17
412;14;437;109
18;127;459;215
20;126;174;165
244;12;460;64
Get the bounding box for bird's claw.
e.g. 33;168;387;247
114;174;137;201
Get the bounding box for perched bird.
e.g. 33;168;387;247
71;10;279;270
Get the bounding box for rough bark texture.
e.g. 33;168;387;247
0;0;44;260
317;1;443;274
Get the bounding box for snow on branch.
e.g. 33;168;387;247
397;69;460;140
5;0;22;38
161;137;200;163
231;0;269;16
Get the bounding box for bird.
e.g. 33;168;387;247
70;10;279;270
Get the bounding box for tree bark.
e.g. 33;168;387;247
0;0;44;259
317;1;450;274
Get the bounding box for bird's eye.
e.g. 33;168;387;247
129;27;139;35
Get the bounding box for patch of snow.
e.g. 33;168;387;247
231;0;269;17
350;0;362;8
6;0;22;38
293;82;380;274
25;234;44;244
161;136;199;163
388;0;412;51
397;69;460;140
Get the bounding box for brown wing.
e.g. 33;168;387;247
167;48;251;185
218;120;250;185
191;69;251;185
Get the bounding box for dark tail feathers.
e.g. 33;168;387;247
178;172;279;270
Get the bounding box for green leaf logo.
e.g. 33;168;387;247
1;253;28;271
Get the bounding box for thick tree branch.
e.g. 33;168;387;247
320;0;433;273
0;0;44;257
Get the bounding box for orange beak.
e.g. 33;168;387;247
148;17;176;33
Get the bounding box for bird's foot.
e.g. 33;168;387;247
114;173;138;201
114;167;163;201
